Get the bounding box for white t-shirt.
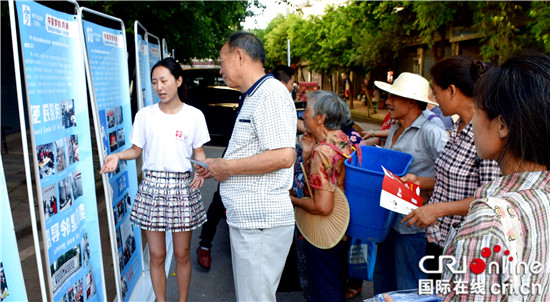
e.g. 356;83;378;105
130;103;210;172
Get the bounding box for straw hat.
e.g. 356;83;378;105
374;72;438;106
295;163;350;249
295;187;350;249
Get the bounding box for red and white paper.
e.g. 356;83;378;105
379;166;423;215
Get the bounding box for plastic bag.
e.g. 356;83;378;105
347;237;376;281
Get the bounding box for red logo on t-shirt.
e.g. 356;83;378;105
175;130;187;141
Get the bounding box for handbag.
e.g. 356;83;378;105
347;237;377;281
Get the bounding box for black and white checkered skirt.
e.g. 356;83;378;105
130;170;206;232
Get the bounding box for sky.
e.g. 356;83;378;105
241;0;290;30
241;0;349;30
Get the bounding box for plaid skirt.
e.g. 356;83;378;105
130;170;206;232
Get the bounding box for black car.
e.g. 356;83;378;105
183;68;304;145
183;68;241;145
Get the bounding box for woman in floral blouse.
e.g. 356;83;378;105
291;90;354;302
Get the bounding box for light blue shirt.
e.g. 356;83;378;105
422;109;446;130
384;112;449;234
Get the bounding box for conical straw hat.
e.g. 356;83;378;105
295;187;350;249
295;162;350;249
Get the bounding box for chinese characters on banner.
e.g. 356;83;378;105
15;1;105;300
83;19;142;302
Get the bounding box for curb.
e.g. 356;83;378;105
350;109;385;125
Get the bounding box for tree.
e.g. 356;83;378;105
472;1;525;64
82;1;257;64
262;0;550;78
528;2;550;53
413;2;462;62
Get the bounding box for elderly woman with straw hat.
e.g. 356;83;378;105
372;72;449;294
291;90;355;302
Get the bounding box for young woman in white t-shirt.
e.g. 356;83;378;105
100;57;210;302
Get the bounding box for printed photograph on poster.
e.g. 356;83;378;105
109;131;117;152
85;269;96;300
117;199;125;220
107;109;115;128
115;106;123;125
120;219;136;268
70;170;83;201
116;228;122;250
1;262;8;302
112;205;118;225
70;135;80;163
65;135;80;166
42;183;58;218
114;160;127;176
37;143;55;179
61;99;77;129
50;245;82;293
118;252;123;273
121;275;128;300
117;128;125;148
81;233;90;268
55;138;66;173
59;176;73;212
124;192;132;211
66;278;83;302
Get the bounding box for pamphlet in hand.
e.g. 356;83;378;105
379;166;422;215
187;157;210;169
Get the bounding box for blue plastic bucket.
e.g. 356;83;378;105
344;146;413;242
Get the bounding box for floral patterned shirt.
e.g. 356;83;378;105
306;131;353;193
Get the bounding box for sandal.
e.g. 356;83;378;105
345;287;362;299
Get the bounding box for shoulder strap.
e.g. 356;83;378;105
318;141;362;183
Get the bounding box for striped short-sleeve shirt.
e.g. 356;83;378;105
220;75;297;230
442;171;550;301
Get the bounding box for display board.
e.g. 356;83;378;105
14;1;106;300
82;16;143;302
147;38;161;105
136;33;152;109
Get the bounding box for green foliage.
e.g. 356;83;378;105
262;1;550;75
528;2;550;53
472;1;524;64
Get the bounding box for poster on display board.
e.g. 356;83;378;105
148;40;161;105
82;19;142;302
14;1;105;301
136;34;153;108
0;156;28;302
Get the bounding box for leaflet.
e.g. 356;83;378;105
187;157;210;169
379;166;423;215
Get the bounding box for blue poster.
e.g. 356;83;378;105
137;34;153;107
148;42;161;105
0;156;28;302
15;1;105;301
82;20;142;302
